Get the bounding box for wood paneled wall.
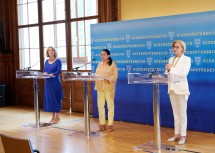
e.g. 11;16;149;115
0;53;15;104
16;79;44;107
0;0;19;105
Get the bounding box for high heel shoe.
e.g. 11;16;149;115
48;119;54;124
51;118;61;124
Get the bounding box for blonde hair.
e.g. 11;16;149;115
172;40;186;53
46;46;58;57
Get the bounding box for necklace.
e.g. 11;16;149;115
172;56;181;67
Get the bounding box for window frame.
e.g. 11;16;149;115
16;0;120;71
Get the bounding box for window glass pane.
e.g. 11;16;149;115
57;47;67;70
28;0;37;3
29;26;39;48
42;0;54;22
71;22;78;45
43;25;54;47
72;45;79;69
44;47;48;59
79;46;85;57
28;2;38;24
57;46;66;58
78;21;85;45
86;45;91;69
17;0;27;5
19;28;29;49
56;0;65;20
77;46;88;70
72;46;87;70
19;27;40;70
57;0;64;2
70;0;77;18
18;4;28;25
30;49;40;70
42;0;65;22
71;19;98;70
19;49;30;69
71;0;97;18
85;0;98;16
73;46;84;70
43;24;66;47
72;46;77;57
77;0;84;18
85;19;97;45
43;48;49;62
56;24;66;46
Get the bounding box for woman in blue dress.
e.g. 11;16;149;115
43;46;64;124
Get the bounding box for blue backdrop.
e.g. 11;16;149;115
91;11;215;133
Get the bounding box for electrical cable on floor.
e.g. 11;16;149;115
51;118;84;131
52;126;80;132
142;150;154;153
183;150;201;153
166;146;201;153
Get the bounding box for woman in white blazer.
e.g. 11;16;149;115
165;40;191;145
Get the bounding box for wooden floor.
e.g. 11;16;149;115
0;106;214;153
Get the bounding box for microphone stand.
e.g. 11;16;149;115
149;67;159;78
24;58;45;70
73;59;95;71
27;67;31;70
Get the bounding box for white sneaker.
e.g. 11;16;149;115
178;138;186;145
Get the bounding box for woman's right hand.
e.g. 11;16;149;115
166;64;172;72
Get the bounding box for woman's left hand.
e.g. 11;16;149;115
49;73;54;77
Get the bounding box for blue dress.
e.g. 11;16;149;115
43;59;64;113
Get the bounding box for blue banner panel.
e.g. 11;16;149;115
91;11;215;133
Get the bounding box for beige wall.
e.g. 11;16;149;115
121;0;215;20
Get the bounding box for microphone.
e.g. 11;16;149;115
73;59;96;71
24;58;45;70
149;65;159;78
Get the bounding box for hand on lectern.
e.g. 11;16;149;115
49;73;54;77
104;77;112;83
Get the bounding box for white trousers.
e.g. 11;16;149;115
169;90;188;136
97;90;115;125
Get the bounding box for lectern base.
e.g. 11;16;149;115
69;131;106;139
22;122;52;128
134;141;180;153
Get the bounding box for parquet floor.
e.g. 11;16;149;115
0;106;214;153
